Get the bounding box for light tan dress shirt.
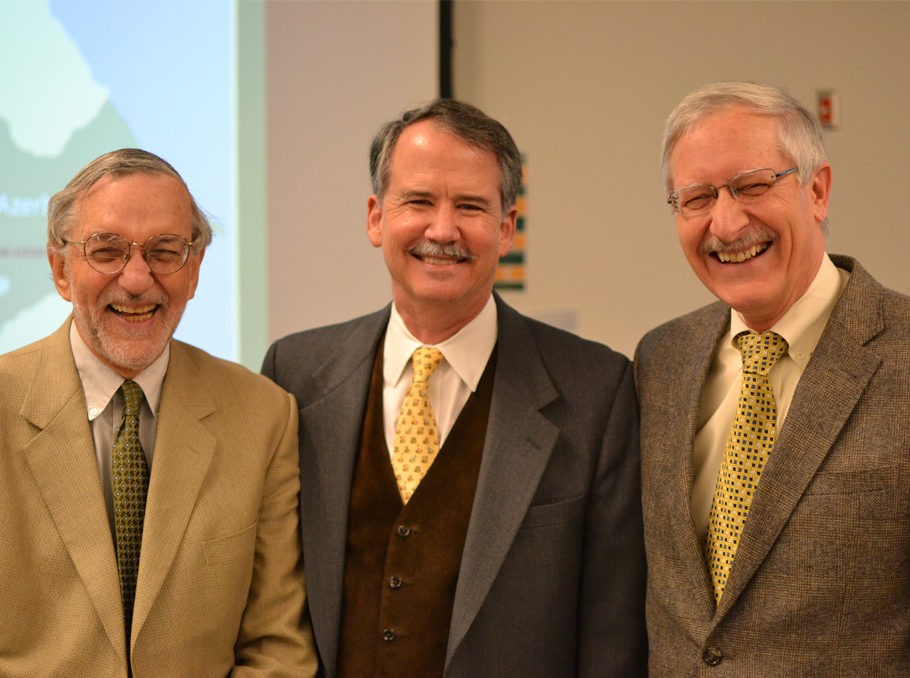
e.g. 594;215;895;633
691;254;850;543
381;295;497;456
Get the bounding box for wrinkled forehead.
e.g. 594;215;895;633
73;172;193;235
670;110;784;186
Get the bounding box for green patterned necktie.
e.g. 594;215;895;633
705;331;788;602
112;380;149;641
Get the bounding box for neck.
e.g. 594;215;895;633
396;298;491;345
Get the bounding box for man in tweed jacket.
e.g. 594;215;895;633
636;81;910;676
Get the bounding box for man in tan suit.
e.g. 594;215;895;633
636;81;910;676
0;149;318;677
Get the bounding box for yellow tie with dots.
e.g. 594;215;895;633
705;331;788;602
112;380;150;641
393;347;445;504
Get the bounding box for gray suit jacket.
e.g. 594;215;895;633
262;294;647;678
635;255;910;677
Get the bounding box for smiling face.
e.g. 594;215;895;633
367;120;517;342
670;107;831;331
49;172;203;378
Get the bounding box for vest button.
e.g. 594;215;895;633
702;647;723;666
389;576;402;589
397;525;411;537
382;629;396;642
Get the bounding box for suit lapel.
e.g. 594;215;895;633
665;305;730;617
21;320;127;663
131;341;216;643
298;309;389;677
717;257;883;616
446;299;561;666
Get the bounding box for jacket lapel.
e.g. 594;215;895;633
717;256;883;616
298;309;389;677
21;319;127;663
446;299;561;666
131;341;216;644
666;305;731;617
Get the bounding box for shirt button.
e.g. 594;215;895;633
397;525;411;537
702;647;723;666
389;576;402;589
89;407;99;417
796;351;805;360
382;629;396;642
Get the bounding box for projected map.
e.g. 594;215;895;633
0;0;234;359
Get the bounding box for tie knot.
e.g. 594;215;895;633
411;347;444;384
120;380;144;416
736;331;788;376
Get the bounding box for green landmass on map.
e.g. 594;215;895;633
0;99;137;328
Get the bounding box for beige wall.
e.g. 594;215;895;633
267;1;437;344
267;1;910;359
452;0;910;357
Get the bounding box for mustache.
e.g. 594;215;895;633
408;240;477;262
699;226;779;255
99;289;169;308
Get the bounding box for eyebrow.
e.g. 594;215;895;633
397;189;494;208
675;167;768;191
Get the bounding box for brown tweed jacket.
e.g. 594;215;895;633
0;319;318;677
635;255;910;677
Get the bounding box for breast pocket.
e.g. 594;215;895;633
203;521;258;566
520;495;585;530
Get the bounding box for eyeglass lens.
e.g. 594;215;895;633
84;233;190;274
675;168;780;217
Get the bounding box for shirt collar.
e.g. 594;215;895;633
384;295;498;392
730;253;849;367
69;320;170;421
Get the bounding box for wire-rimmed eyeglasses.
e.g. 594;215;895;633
668;167;798;218
63;233;195;275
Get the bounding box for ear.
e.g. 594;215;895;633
498;204;518;257
48;243;72;302
186;247;205;301
366;195;383;248
808;162;832;224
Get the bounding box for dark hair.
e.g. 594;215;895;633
370;99;522;211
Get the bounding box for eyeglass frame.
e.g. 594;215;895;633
667;167;799;218
62;232;197;275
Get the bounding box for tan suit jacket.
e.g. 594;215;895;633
635;256;910;676
0;319;318;678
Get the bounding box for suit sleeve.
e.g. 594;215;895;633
577;361;649;678
232;391;319;677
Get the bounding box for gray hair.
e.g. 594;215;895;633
369;99;522;211
47;148;212;253
661;81;828;193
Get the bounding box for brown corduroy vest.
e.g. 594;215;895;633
336;343;497;678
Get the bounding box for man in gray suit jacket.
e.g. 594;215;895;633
263;99;647;678
636;81;910;676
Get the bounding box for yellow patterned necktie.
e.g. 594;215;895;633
393;347;445;504
112;380;150;640
705;331;788;602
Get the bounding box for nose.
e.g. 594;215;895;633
707;186;749;243
424;203;459;243
117;246;156;295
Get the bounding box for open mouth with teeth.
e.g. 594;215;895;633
414;254;462;266
110;303;158;322
715;242;770;264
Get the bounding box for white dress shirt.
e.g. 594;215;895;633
70;321;169;535
381;295;498;456
691;254;850;543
